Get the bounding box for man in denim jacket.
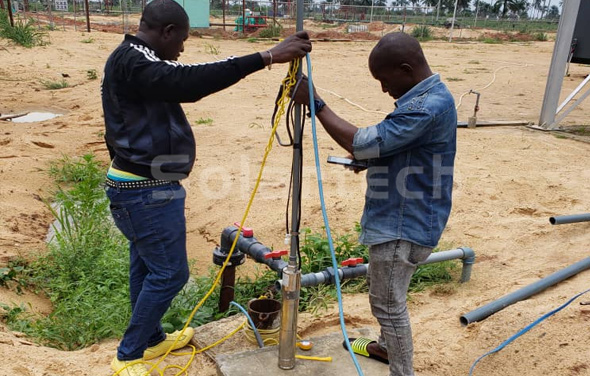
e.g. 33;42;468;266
293;32;456;375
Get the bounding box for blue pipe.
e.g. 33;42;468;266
307;53;364;376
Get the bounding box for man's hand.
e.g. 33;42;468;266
268;31;312;64
290;75;319;106
344;154;367;174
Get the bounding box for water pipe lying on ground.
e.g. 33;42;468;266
549;213;590;225
460;257;590;325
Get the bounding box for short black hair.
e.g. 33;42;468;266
140;0;189;30
369;32;427;73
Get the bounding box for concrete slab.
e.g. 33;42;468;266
215;327;389;376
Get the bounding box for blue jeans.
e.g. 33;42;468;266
106;184;190;361
368;240;432;376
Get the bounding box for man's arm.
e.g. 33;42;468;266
128;31;312;103
314;104;357;155
290;77;357;154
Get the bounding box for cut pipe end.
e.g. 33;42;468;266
459;315;470;326
549;217;557;225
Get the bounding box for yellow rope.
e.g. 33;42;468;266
112;60;300;376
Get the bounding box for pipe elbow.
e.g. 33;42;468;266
459;246;476;264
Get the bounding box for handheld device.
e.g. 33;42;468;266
327;156;368;169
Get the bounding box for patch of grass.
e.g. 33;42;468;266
0;259;29;294
49;154;102;183
480;37;503;44
259;24;282;38
0;154;131;350
204;42;220;55
40;79;69;90
246;37;258;43
468;60;480;64
321;23;339;29
80;37;94;44
563;125;590;137
447;77;464;82
86;69;98;80
534;32;548;41
409;257;457;293
195;117;213;126
0;10;48;47
411;25;432;41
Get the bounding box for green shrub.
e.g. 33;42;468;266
479;36;503;44
259;24;282;38
411;25;432;41
40;79;69;90
0;10;47;47
534;32;548;41
0;154;132;350
86;69;98;80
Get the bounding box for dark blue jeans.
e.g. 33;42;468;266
106;184;190;361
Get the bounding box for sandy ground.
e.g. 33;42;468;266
1;19;590;376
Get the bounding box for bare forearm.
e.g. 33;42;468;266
316;105;358;154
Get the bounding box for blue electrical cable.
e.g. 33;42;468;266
469;287;590;375
306;53;365;376
230;301;264;348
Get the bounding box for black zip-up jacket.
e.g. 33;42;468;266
102;34;265;180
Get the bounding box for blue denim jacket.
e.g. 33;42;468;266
352;74;456;248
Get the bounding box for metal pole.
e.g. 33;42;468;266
369;0;374;23
278;0;303;370
473;0;479;28
556;71;590;113
84;0;90;32
538;0;581;129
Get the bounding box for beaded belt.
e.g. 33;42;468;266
105;177;179;189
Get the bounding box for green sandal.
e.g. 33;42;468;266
342;337;389;364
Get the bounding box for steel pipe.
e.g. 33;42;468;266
549;213;590;225
460;257;590;326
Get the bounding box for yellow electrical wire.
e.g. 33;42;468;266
243;321;281;346
296;355;333;362
113;60;300;376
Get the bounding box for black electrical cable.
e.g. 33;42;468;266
277;68;306;271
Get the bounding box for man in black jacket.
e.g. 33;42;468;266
102;1;311;374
